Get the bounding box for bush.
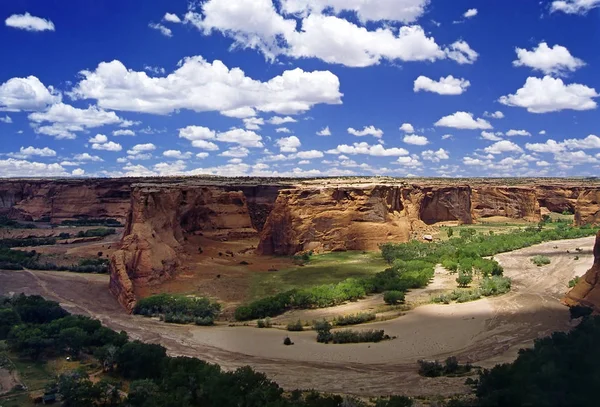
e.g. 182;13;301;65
334;313;376;326
568;276;580;288
75;228;116;238
256;318;272;328
479;276;511;296
418;357;472;377
283;337;293;346
61;218;123;227
374;395;414;407
531;255;551;267
330;329;387;344
383;290;405;305
456;271;473;288
287;320;304;331
134;294;220;325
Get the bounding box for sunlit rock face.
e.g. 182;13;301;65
564;231;600;311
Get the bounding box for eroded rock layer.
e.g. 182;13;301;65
564;231;600;311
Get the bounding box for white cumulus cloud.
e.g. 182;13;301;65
348;125;383;138
403;134;429;145
0;76;61;112
275;136;301;152
551;0;600;14
434;111;492;130
316;126;331;136
5;12;55;32
463;8;478;18
513;42;585;76
414;75;470;95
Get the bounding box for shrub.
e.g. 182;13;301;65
456;271;473;288
256;318;272;328
287;320;304;331
447;228;454;238
374;395;414;407
442;259;459;273
330;329;387;344
383;290;405;305
569;276;580;288
134;294;220;325
418;360;444;377
76;228;116;238
531;255;551;267
283;337;293;346
479;276;511;296
334;313;376;326
418;357;472;377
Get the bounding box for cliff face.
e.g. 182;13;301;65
574;189;600;226
471;187;540;221
0;180;131;223
564;231;600;311
108;185;283;311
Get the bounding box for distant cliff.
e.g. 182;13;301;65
564;231;600;312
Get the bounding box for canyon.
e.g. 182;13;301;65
1;177;599;312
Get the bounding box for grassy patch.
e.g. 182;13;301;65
248;251;387;300
6;352;53;391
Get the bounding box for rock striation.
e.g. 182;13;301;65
564;231;600;311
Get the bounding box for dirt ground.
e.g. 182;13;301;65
0;235;594;397
0;367;21;395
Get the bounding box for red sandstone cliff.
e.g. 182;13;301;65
564;231;600;311
0;179;131;223
574;189;600;226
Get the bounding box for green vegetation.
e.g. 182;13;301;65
531;255;551;266
249;251;388;300
286;320;304;331
60;218;123;227
256;318;272;328
433;276;511;304
237;226;595;321
418;357;472;378
568;276;581;288
334;312;376;326
0;237;57;247
75;227;116;238
569;305;593;320
2;294;408;407
313;320;390;344
456;270;474;287
0;216;36;229
133;294;221;326
473;314;600;406
383;290;405;305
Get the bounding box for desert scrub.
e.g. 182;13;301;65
383;290;405;305
531;255;551;267
328;329;389;344
418;357;472;378
134;294;220;325
286;320;304;331
334;312;376;326
256;318;272;328
433;276;511;304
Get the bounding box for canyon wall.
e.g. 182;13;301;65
0;179;131;223
564;231;600;311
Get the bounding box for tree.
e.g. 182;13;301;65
116;341;167;380
127;380;161;407
0;307;20;339
384;290;405;305
447;228;454;238
58;327;87;357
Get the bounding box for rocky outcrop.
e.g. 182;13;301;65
108;185;284;310
564;231;600;311
0;179;131;223
574;189;600;226
472;187;540;221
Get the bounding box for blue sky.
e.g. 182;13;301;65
1;0;600;178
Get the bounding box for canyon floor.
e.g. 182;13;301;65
0;235;594;397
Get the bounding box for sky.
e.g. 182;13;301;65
1;0;600;179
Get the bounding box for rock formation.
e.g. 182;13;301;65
564;231;600;311
1;177;599;311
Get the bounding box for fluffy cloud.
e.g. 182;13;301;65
127;143;156;155
506;129;531;137
413;75;470;95
563;134;600;149
163;13;182;23
421;148;449;162
499;76;598;113
399;123;414;133
179;125;216;141
464;8;478;18
72;168;85;176
513;42;585;76
316;126;331;136
220;147;250;157
327;142;408;156
279;0;430;23
148;22;172;37
555;150;598;165
5;13;55;32
296;150;324;159
276;127;291;133
403;134;429;145
481;131;504;141
196;152;209;159
434;111;492;130
191;140;219;151
0;76;61;112
484;140;523;155
89;134;108;143
396;155;422;167
74;153;103;162
243;117;264;130
71;57;342;116
528;135;600;153
348;125;383;138
163;150;192;159
551;0;600;14
28;103;126;139
0;159;67;177
8;146;56;159
185;0;477;67
113;129;135;136
525;139;566;154
275;136;301;152
217;128;264;147
484;111;504;119
0;115;12;123
268;116;297;125
92;141;122;152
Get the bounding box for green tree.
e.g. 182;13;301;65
0;307;21;339
59;327;87;357
127;379;161;407
116;341;167;380
456;271;473;288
